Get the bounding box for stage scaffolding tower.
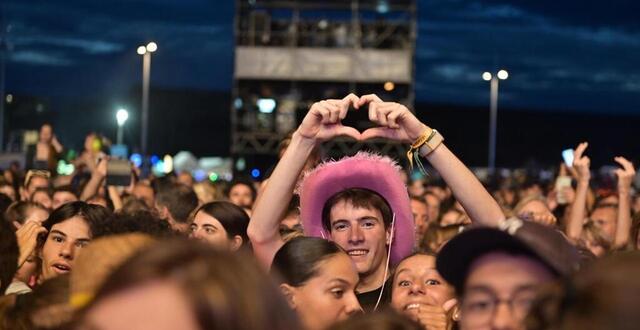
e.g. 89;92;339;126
232;0;417;166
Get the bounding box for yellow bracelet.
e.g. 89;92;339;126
407;128;434;171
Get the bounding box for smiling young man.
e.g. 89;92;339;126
249;93;504;311
297;155;414;311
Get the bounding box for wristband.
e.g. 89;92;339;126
407;128;444;174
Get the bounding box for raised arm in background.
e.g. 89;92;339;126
80;158;107;201
566;142;590;242
613;156;635;248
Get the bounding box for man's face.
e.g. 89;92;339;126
32;191;53;210
459;252;554;330
590;207;617;241
84;133;97;152
39;125;52;142
280;213;301;232
518;200;549;217
329;200;388;277
228;184;254;209
410;199;429;237
424;194;440;224
40;216;92;281
0;185;16;201
27;176;49;198
408;180;425;198
52;191;78;210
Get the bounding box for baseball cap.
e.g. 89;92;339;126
436;218;581;292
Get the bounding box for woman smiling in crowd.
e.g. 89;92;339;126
391;253;457;330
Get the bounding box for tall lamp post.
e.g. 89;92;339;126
136;42;157;156
116;108;129;145
482;69;509;175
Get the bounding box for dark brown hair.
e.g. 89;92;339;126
155;183;199;224
321;188;393;232
271;236;344;287
39;201;111;247
419;224;464;254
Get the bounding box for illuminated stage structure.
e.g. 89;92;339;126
232;0;417;162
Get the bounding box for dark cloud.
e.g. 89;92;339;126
415;0;640;113
3;0;639;113
4;0;234;97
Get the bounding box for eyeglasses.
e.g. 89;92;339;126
460;287;538;327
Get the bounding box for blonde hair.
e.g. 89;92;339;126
513;194;549;215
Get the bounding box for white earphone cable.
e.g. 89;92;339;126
373;213;395;311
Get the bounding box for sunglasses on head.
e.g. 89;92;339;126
25;170;51;187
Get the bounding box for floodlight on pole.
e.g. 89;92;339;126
146;42;157;52
116;108;129;145
137;41;157;156
116;109;129;126
484;69;509;175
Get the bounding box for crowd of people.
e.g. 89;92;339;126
1;93;639;330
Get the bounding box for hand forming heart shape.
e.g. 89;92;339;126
297;93;429;144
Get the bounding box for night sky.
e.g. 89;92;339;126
3;0;639;114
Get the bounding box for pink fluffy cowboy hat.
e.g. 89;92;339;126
298;151;414;265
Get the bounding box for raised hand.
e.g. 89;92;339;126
522;211;557;227
614;156;635;194
357;94;428;143
96;156;108;178
572;142;591;182
407;298;457;330
296;93;361;142
566;142;592;241
16;220;48;267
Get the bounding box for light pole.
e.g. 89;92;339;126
482;69;509;175
116;108;129;145
137;41;157;155
0;21;11;152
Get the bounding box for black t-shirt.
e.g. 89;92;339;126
356;278;392;312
